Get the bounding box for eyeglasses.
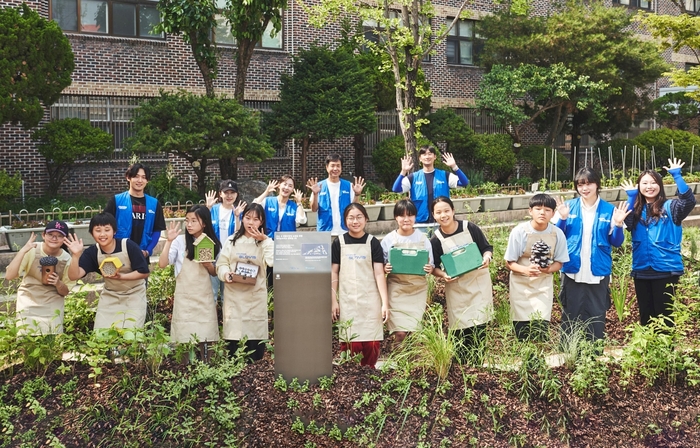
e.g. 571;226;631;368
346;215;366;222
44;233;65;241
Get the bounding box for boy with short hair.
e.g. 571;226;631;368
66;213;150;330
504;194;569;341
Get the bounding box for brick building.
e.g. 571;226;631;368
0;0;696;199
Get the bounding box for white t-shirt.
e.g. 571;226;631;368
218;207;234;242
380;230;435;266
311;180;355;235
167;235;186;277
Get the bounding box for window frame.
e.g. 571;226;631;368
611;0;653;11
445;18;481;66
213;8;284;50
50;0;164;39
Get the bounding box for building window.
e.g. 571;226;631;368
612;0;652;10
51;0;163;38
363;12;431;62
446;19;482;66
51;95;149;157
686;0;700;13
213;1;283;49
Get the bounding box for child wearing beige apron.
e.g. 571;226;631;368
505;194;569;341
381;199;434;345
217;203;273;362
331;204;389;368
66;213;150;331
430;197;494;363
159;205;221;348
6;221;72;335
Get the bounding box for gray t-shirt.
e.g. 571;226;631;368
504;222;569;264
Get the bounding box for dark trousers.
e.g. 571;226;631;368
634;276;679;327
454;324;487;365
340;341;381;368
513;320;549;342
559;275;611;342
226;339;266;362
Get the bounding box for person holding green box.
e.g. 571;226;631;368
381;199;434;345
430;196;493;363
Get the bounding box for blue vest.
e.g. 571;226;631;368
317;179;352;232
210;203;236;241
264;196;298;239
114;191;157;252
561;198;615;276
411;170;450;223
631;200;684;273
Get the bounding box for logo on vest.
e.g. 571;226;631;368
118;205;127;210
346;254;367;260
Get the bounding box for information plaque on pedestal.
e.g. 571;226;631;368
273;231;333;384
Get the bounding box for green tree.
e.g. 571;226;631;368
478;0;668;169
0;4;74;129
127;91;273;196
651;92;700;133
476;63;608;145
32;118;113;197
306;0;471;167
472;134;517;183
637;12;700;102
265;44;376;183
154;0;220;97
422;107;477;165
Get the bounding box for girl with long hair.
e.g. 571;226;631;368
331;203;389;368
159;204;221;346
621;158;696;326
253;175;307;239
217;203;273;361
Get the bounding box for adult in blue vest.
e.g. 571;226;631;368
554;167;630;342
253;175;307;239
105;163;166;259
392;146;469;223
307;153;365;234
622;158;696;327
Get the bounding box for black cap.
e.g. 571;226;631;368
45;220;68;236
220;180;238;193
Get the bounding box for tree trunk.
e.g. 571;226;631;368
234;39;257;104
189;33;215;98
195;159;210;198
218;157;238;181
301;136;310;185
569;114;584;179
403;53;420;168
353;133;365;178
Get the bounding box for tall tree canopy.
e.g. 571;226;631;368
265;44;376;183
0;4;74;129
306;0;470;167
478;0;668;156
127;91;273;196
637;12;700;102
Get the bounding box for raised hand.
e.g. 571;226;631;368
612;201;631;227
234;201;247;217
247;225;267;241
663;158;685;172
205;190;217;208
265;180;279;195
555;196;570;220
620;179;637;192
65;233;84;255
306;177;321;194
165;220;182;242
352;176;366;196
400;155;414;175
442;152;458;170
293;189;304;205
20;233;37;253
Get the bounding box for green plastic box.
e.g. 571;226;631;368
389;247;429;275
440;242;483;277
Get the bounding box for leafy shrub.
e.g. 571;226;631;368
0;170;21;204
146;164;200;204
423;108;478;165
518;145;569;180
634;129;700;169
472;134;516;183
371;136;405;188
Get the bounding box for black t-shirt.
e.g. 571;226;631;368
430;221;493;262
105;194;166;245
331;233;384;265
78;238;150;276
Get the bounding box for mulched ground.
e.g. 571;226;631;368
3;258;700;447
